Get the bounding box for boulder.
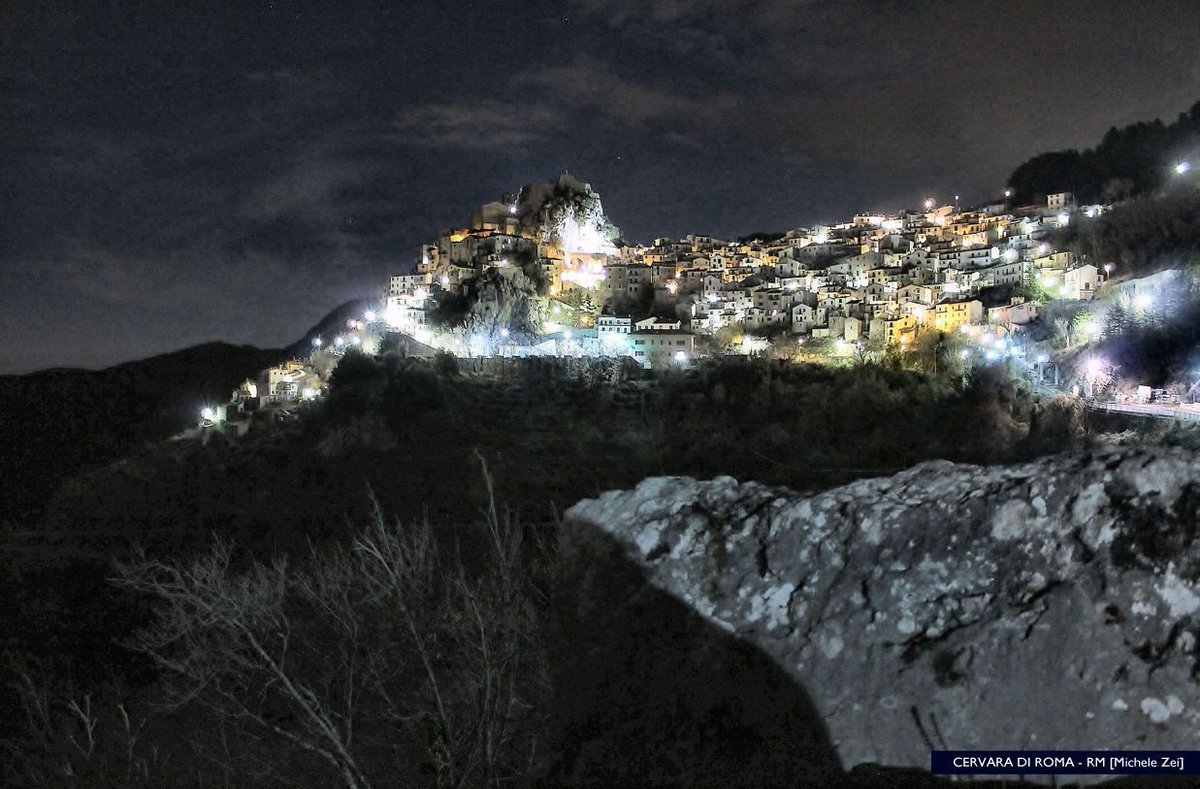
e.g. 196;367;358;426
565;447;1200;781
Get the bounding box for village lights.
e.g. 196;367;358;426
924;198;934;210
674;351;687;363
311;337;322;348
508;203;518;215
201;407;214;421
1176;161;1191;175
1004;188;1013;198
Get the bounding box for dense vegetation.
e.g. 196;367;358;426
1007;99;1200;204
1055;190;1200;275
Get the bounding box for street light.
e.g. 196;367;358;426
1176;162;1191;176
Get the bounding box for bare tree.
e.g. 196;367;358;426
1;656;159;786
113;460;548;788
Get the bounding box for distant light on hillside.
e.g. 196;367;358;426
1176;161;1191;175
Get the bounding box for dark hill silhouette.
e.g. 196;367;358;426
1008;99;1200;204
281;297;375;360
0;299;379;527
0;341;281;526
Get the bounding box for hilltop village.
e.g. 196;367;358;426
382;173;1100;362
200;173;1193;432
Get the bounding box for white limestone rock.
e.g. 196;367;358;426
565;447;1200;782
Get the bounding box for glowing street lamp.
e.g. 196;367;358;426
924;198;934;211
364;310;376;321
1176;162;1191;176
311;337;322;348
200;407;214;421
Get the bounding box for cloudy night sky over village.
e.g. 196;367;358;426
3;0;1200;373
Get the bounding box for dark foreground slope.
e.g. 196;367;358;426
4;355;1197;785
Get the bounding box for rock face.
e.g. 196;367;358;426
564;447;1200;776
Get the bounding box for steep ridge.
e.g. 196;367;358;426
565;447;1200;779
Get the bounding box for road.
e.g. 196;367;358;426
1089;401;1200;421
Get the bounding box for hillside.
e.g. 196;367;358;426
3;355;1193;785
0;342;283;526
1008;99;1200;204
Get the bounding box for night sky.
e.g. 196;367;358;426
3;0;1199;373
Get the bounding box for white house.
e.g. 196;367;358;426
1063;264;1103;301
629;330;694;368
1047;192;1073;210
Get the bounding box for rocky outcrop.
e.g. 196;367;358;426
564;447;1200;778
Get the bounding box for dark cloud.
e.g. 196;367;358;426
392;100;562;150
